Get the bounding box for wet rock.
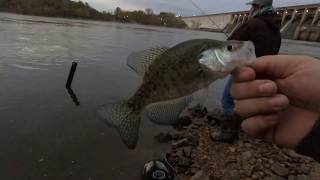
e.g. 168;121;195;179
283;149;304;159
268;159;274;165
271;162;289;177
264;163;271;168
187;135;199;147
289;169;297;175
208;119;218;126
176;166;189;174
243;164;254;176
275;153;287;162
263;175;286;180
210;127;237;143
189;105;207;119
255;161;264;171
176;149;184;158
193;119;205;127
309;163;320;180
303;157;313;164
229;170;239;179
177;156;192;167
244;143;253;148
190;168;199;175
188;123;198;129
299;164;310;174
165;107;318;180
264;169;275;176
229;147;236;153
172;138;188;149
258;171;265;179
249;158;257;165
172;132;184;140
296;175;308;180
206;113;221;121
183;147;192;157
154;132;172;143
207;109;222;122
190;170;210;180
173;116;192;130
241;151;253;161
191;162;200;168
288;175;296;180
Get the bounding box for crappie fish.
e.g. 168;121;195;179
98;39;256;149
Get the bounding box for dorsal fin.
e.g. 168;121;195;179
127;47;168;76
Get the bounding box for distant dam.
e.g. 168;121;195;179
182;3;320;42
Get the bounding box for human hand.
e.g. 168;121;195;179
231;55;320;148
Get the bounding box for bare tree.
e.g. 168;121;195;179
145;8;153;15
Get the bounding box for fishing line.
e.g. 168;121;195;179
164;155;183;180
188;0;230;39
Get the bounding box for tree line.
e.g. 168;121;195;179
0;0;187;28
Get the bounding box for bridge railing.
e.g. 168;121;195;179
182;4;320;42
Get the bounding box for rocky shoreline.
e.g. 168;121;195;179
155;106;320;180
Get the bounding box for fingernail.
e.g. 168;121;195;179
269;95;288;110
259;82;276;94
240;68;253;77
234;67;250;77
239;68;250;74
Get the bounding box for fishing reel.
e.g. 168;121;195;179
141;159;176;180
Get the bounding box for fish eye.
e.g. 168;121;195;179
227;45;233;51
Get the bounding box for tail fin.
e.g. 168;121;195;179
97;101;140;149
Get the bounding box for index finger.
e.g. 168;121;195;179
253;55;307;78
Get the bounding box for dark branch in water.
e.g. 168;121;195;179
66;62;77;89
66;87;80;106
65;61;80;106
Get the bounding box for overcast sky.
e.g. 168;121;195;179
84;0;319;16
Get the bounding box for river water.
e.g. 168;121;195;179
0;12;319;180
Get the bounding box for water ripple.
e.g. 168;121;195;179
17;37;32;41
10;63;48;71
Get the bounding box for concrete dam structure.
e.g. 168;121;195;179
182;3;320;42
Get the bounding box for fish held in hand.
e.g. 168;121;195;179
98;39;256;149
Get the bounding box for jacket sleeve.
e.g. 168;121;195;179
295;119;320;162
228;18;270;57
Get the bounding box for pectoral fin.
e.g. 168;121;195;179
145;96;192;125
187;88;209;109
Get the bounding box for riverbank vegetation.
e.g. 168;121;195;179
0;0;187;28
